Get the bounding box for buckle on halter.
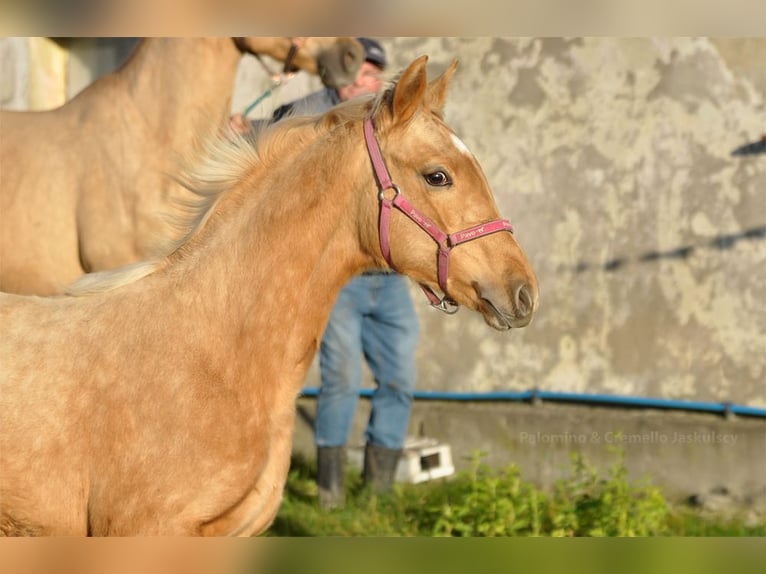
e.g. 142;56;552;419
433;297;459;315
378;184;401;202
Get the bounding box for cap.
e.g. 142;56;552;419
357;37;387;70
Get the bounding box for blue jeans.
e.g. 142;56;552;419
315;273;419;450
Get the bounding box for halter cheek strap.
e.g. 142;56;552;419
363;115;514;313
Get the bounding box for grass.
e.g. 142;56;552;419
665;508;766;537
265;449;765;537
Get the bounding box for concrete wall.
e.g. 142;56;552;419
330;38;765;409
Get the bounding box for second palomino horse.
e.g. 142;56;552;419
0;37;364;295
0;55;538;536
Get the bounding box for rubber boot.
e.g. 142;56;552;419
362;443;402;494
316;446;346;509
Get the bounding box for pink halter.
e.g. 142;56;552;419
363;115;514;313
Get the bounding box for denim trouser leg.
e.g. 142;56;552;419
315;274;419;450
362;276;419;448
315;283;365;448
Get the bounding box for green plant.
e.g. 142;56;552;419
430;451;544;536
266;448;761;537
546;448;668;536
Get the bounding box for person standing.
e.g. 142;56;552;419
233;38;420;509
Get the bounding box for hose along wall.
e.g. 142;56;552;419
300;387;766;418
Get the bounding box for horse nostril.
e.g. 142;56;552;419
515;283;534;317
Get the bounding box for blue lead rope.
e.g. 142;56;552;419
241;74;294;119
242;88;275;118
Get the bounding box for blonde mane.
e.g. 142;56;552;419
165;98;383;253
65;95;381;298
65;131;259;296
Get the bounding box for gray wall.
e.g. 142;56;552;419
2;38;765;408
346;38;765;409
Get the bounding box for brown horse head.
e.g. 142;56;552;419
364;55;539;329
235;37;364;89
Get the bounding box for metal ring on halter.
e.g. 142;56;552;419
434;298;459;314
378;184;401;201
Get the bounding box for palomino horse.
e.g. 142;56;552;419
0;56;539;536
0;37;364;296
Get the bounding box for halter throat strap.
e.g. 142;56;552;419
363;115;514;313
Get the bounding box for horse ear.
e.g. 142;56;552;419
392;55;429;126
427;59;458;114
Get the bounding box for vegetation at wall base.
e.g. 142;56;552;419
266;448;765;537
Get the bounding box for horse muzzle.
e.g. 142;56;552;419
475;279;538;331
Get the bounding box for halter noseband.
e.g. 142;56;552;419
363;115;514;314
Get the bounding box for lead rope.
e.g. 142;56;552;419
240;41;300;118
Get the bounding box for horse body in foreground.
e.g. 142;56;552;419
0;37;363;296
0;56;539;536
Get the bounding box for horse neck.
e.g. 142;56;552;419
154;126;377;388
115;38;241;148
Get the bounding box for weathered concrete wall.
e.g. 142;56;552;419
357;38;765;408
2;38;765;408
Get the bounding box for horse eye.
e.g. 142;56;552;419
424;170;452;187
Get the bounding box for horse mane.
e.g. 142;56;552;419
66;91;387;298
65;129;261;296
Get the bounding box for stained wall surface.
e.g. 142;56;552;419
362;38;765;408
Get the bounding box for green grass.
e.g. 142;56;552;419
665;508;766;537
266;449;765;537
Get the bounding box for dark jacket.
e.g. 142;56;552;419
250;87;342;131
272;87;342;121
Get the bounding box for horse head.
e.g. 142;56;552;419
235;37;365;89
363;55;539;330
